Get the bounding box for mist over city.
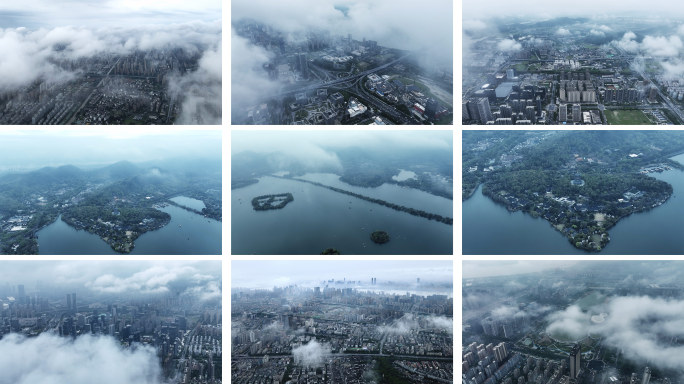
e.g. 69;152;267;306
0;260;222;384
463;261;684;384
232;0;453;124
463;0;684;125
232;260;452;383
0;0;221;125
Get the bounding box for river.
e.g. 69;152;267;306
232;174;453;255
37;204;221;255
462;154;684;254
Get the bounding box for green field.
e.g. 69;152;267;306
605;109;653;125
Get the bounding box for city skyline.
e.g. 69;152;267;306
0;260;222;384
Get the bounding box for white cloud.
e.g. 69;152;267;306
86;265;219;299
0;333;161;384
0;21;220;93
292;340;331;368
615;31;639;52
546;296;684;372
556;28;571;36
641;35;683;57
497;39;522;52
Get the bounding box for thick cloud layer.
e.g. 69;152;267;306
0;261;221;303
0;21;220;91
0;0;220;29
546;296;684;372
292;340;331;368
232;0;452;112
85;266;220;298
0;333;161;384
231;30;278;117
0;21;221;122
232;0;452;66
170;41;222;124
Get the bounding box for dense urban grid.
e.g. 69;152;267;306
463;261;684;384
233;20;453;125
464;17;684;125
232;278;453;383
0;49;221;125
0;263;222;383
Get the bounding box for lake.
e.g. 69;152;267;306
232;174;453;255
462;154;684;254
37;205;221;255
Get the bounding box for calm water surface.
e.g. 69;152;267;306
37;205;221;255
232;174;453;255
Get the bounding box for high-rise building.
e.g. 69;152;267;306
493;342;508;363
477;98;493;123
507;68;515;79
559;104;568;123
71;293;76;312
467;100;480;122
572;104;581;122
66;294;72;311
569;344;581;379
642;367;651;384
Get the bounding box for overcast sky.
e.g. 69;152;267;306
463;261;579;279
463;0;684;20
232;260;453;290
0;0;221;28
232;130;452;173
232;130;453;154
0;260;220;298
0;129;221;172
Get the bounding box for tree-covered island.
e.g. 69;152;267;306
463;131;684;252
251;193;294;211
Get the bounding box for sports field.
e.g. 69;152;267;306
605;109;652;125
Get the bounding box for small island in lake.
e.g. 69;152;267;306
252;193;294;211
370;231;390;244
321;248;341;254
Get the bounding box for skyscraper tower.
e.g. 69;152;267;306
642;367;651;384
66;294;72;311
477;98;493;124
71;293;76;313
569;344;581;379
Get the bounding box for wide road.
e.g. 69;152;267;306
66;56;122;124
232;353;453;361
274;53;413;98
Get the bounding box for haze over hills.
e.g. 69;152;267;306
0;129;221;255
